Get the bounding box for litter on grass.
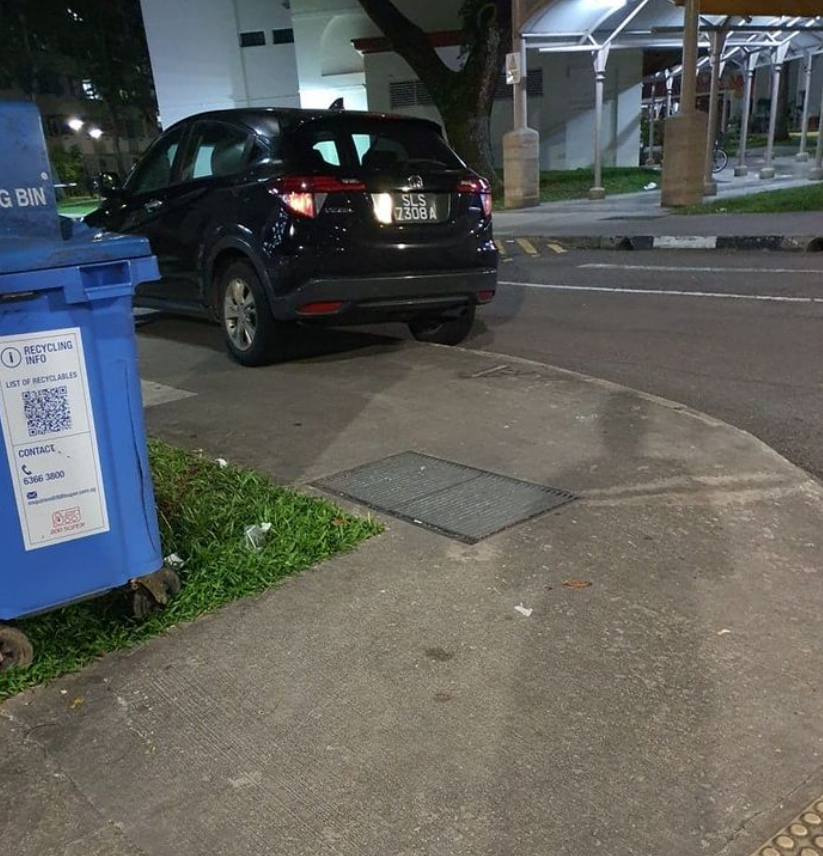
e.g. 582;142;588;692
165;553;186;570
514;603;533;617
215;458;229;468
244;522;272;551
643;182;658;191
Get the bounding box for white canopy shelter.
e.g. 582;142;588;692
515;0;823;200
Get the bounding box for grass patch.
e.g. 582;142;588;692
723;133;768;152
539;167;661;202
682;182;823;215
57;196;100;217
0;441;380;701
493;167;661;207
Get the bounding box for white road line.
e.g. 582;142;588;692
580;263;823;275
499;280;823;304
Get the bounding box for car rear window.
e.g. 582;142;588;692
287;119;464;173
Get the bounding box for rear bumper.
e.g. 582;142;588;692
268;268;497;322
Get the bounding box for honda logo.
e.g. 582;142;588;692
406;175;424;190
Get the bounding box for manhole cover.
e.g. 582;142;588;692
315;451;576;543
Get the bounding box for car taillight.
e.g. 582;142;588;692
457;176;492;217
268;176;366;218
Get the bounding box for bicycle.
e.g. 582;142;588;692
712;145;729;173
712;132;729;173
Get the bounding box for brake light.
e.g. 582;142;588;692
268;176;366;218
297;301;344;315
457;176;492;217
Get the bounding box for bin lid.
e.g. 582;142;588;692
0;218;153;276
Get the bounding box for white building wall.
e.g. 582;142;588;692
290;0;374;110
140;0;300;128
288;0;457;111
364;47;642;171
141;0;643;170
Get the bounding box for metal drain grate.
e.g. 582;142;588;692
315;451;576;543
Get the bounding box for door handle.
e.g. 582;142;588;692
144;199;163;212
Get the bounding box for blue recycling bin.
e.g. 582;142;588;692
0;101;167;669
0;228;164;618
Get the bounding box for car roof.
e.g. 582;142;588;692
166;107;443;142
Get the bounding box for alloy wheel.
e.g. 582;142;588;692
223;278;258;352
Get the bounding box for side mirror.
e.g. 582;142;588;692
96;171;122;198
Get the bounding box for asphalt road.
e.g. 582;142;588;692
462;249;823;479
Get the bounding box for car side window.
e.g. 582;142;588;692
127;127;185;195
312;139;341;167
180;122;252;182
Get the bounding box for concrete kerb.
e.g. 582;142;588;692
450;342;823;491
498;234;823;251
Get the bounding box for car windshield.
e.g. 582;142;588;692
289;119;464;173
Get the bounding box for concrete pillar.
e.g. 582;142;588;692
761;44;789;180
797;54;813;162
503;0;539;208
703;31;726;195
735;54;758;177
680;0;699;112
661;0;706;207
646;80;657;166
589;46;610;201
810;78;823;180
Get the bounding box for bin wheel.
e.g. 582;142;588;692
131;567;182;620
0;625;34;672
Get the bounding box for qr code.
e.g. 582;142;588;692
23;386;72;437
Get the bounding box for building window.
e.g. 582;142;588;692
239;31;265;47
272;27;294;44
81;79;100;99
388;80;435;110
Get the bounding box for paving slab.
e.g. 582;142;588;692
3;325;823;856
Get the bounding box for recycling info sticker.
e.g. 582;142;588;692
0;327;109;550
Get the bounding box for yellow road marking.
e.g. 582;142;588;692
515;238;539;255
547;242;568;254
494;239;508;256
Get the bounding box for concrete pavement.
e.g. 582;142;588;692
471;249;823;480
3;325;823;856
494;153;823;239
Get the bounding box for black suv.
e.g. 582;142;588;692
87;108;498;366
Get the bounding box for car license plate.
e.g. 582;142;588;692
393;193;444;223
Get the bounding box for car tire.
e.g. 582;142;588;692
219;260;289;366
408;304;476;346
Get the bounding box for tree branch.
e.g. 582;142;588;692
355;0;454;95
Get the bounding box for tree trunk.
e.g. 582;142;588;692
353;0;510;189
107;104;129;177
440;105;498;187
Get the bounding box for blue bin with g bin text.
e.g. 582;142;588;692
0;228;163;620
0;100;164;650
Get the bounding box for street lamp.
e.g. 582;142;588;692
88;127;103;140
67;117;84;132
